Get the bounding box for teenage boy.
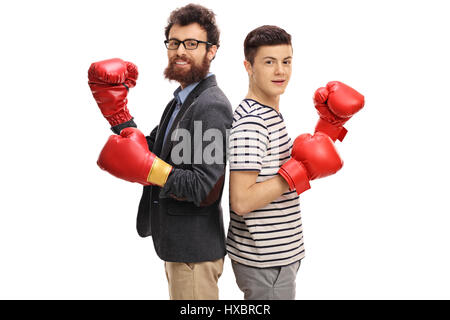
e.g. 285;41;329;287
88;4;233;300
227;25;363;300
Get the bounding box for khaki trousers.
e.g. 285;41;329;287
164;258;224;300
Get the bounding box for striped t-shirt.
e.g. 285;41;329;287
226;98;305;268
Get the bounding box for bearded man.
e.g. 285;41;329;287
88;4;232;300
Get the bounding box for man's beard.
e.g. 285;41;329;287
164;54;211;86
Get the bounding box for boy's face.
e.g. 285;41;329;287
245;44;293;98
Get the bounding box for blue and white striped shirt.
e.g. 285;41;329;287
227;99;305;268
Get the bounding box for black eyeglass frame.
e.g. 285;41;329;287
164;38;215;50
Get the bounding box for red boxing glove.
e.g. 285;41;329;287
88;58;138;127
314;81;365;142
278;132;343;195
97;128;173;187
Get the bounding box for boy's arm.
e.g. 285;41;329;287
229;171;290;216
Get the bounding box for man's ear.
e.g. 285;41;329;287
244;60;253;76
207;45;218;61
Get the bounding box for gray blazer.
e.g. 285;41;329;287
124;75;233;262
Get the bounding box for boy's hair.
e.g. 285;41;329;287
244;25;292;65
165;3;220;48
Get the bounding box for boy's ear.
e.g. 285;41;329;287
244;60;252;76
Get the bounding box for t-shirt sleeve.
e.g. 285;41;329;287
229;114;269;172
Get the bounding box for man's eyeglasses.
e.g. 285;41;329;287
164;38;213;50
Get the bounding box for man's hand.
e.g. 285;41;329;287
97;128;172;186
88;58;138;127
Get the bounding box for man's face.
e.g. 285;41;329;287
245;44;293;98
164;23;217;87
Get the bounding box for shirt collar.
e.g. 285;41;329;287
173;73;214;105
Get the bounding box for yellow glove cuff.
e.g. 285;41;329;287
147;157;173;187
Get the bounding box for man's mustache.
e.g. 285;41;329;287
170;56;192;64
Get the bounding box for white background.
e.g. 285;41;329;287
1;0;449;299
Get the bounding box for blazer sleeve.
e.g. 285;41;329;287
146;125;158;151
159;98;233;207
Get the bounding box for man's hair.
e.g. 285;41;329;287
165;4;220;48
244;25;292;65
